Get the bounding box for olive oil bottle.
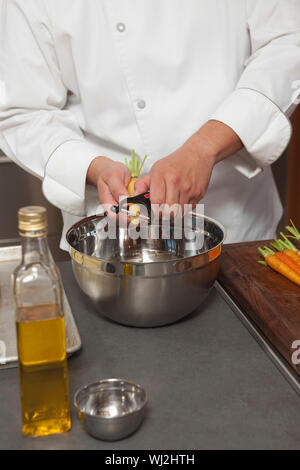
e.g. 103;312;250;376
13;206;71;437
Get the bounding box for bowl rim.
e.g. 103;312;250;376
73;378;148;420
66;213;226;267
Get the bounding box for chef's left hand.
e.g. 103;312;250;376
135;120;243;212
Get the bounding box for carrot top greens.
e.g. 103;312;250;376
271;234;298;253
125;150;147;178
286;220;300;241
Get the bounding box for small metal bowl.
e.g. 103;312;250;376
74;378;147;441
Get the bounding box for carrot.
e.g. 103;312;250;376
281;249;300;266
127;178;138;198
266;240;300;275
271;239;300;266
275;251;300;276
258;247;300;286
124;150;148;222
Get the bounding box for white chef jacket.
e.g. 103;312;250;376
0;0;300;250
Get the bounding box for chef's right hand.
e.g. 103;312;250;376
86;156;131;210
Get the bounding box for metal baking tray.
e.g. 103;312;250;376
0;245;82;369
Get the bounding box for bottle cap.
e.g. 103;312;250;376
18;206;48;237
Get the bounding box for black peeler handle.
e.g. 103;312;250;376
111;191;152;218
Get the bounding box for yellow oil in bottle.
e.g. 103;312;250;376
16;304;71;437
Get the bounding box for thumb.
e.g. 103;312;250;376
135;173;150;195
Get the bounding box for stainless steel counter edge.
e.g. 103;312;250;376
215;281;300;397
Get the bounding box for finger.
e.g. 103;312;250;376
182;191;202;213
165;179;180;217
150;173;166;204
108;175;129;203
189;198;200;210
123;167;131;188
98;178;119;218
150;174;166;218
134;173;150;195
179;191;192;215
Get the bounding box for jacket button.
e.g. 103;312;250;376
137;99;146;109
116;22;126;32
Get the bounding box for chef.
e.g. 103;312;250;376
0;0;299;249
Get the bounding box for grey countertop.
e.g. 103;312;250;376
1;261;300;450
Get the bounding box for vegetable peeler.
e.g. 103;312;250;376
111;191;152;221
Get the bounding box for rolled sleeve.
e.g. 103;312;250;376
210;88;292;178
42;139;101;216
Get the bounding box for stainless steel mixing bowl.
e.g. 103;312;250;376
66;213;225;327
74;378;147;441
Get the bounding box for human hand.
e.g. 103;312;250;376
86;156;131;210
135;120;242;212
135;143;213;213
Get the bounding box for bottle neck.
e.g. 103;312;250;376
21;234;52;265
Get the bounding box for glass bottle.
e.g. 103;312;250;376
13;206;71;437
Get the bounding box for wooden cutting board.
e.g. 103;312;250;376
218;240;300;375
